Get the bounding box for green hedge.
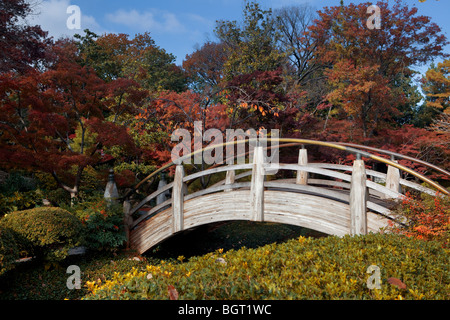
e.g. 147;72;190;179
83;233;450;300
0;207;83;261
0;225;20;276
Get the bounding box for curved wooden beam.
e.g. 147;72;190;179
336;142;450;178
129;190;391;254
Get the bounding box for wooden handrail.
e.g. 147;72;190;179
130;138;449;196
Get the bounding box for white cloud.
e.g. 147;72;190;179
105;8;186;34
26;0;103;39
186;13;213;27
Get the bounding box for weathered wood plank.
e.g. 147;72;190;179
129;182;174;215
309;163;436;196
129;207;172;252
219;162;436;196
210;171;253;188
185;182;251;201
383;161;400;199
172;165;184;234
264;180;392;217
183;163;253;183
274;163;401;199
130;188;392;254
250;146;264;222
350;160;367;235
296;148;308;185
270;178;385;199
131;199;171;229
225;167;235;192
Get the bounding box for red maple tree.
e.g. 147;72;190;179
0;40;139;200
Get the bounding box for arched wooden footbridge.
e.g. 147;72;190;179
123;139;449;254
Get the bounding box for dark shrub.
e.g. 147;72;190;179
0;225;20;276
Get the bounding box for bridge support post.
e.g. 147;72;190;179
383;160;400;199
225;167;235;192
251;146;265;222
350;159;367;235
296;147;308;185
172;165;185;234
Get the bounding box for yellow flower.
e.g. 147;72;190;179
163;271;172;277
218;248;224;254
85;280;98;294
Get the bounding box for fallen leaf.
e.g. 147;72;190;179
168;285;179;300
387;277;407;290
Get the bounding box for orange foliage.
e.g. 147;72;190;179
390;192;450;247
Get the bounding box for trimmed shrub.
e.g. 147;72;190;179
0;207;83;261
0;225;20;276
83;233;450;300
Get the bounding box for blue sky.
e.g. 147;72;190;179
28;0;450;73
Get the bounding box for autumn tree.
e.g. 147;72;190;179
422;58;450;113
183;41;228;94
0;40;139;200
211;2;292;131
134;89;230;189
308;0;448;138
75;30;187;92
215;1;285;80
0;0;50;74
273;4;320;88
423;59;450;135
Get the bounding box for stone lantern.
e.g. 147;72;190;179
104;169;119;203
156;172;170;205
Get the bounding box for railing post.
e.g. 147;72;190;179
172;165;185;234
225;167;235;192
350;158;367;235
383;158;400;199
296;146;308;185
250;146;265;222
